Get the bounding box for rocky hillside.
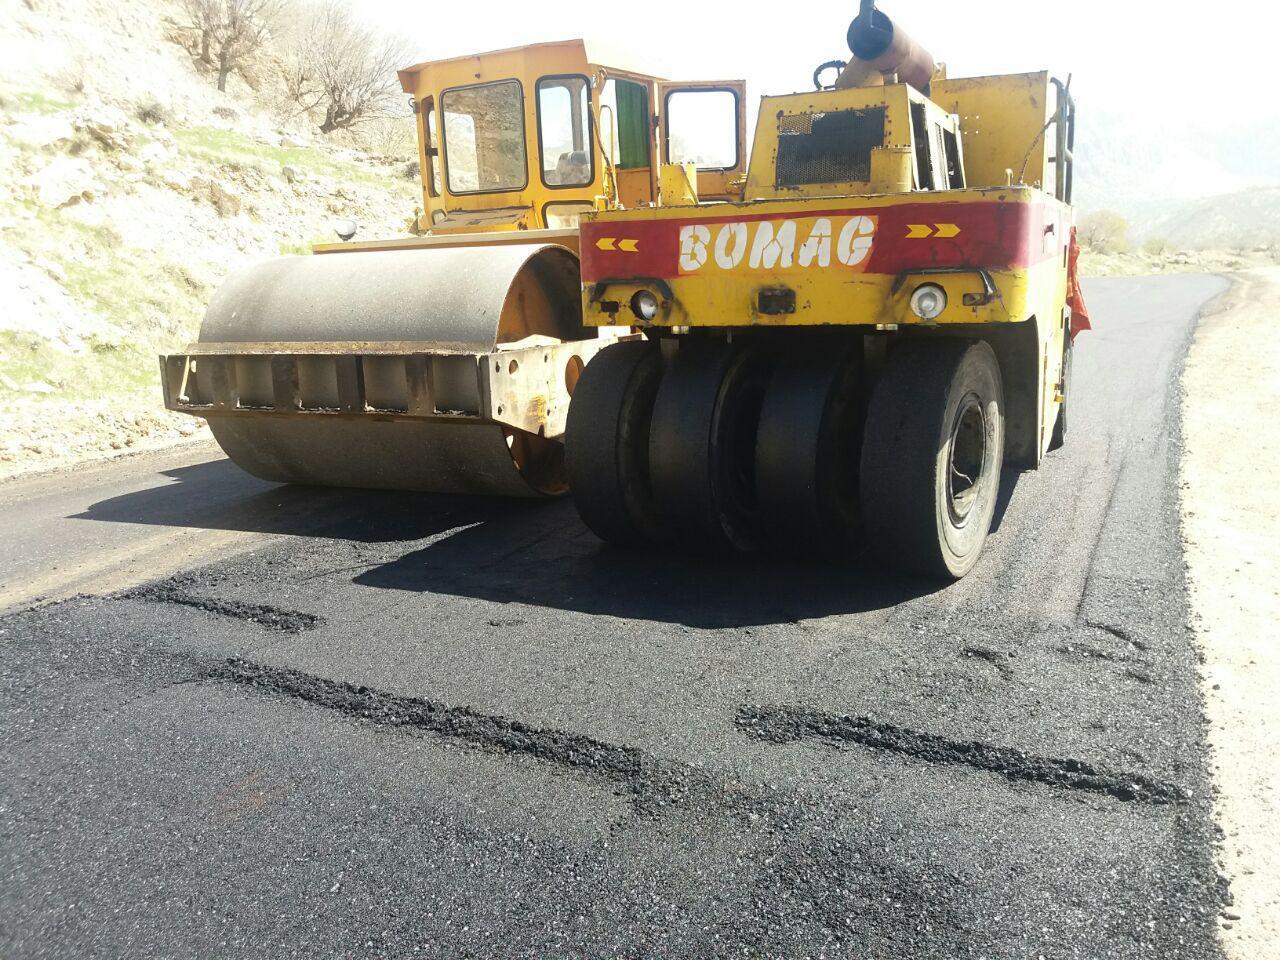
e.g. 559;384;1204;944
0;0;420;479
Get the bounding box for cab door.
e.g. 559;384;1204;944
657;80;747;200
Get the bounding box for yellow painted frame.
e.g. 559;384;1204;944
931;71;1056;190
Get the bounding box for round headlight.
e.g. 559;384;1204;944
909;283;947;320
630;289;660;322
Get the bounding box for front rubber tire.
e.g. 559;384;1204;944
565;340;668;546
860;339;1004;579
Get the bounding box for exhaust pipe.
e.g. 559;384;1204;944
846;1;936;91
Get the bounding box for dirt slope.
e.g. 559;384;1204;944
0;0;420;480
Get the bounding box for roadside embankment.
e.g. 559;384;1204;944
1181;267;1280;957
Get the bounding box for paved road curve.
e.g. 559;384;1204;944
0;275;1231;958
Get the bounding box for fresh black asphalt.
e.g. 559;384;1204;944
0;274;1232;958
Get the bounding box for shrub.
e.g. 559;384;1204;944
1141;236;1171;256
1078;210;1131;254
135;98;174;125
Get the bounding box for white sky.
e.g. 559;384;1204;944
362;0;1280;127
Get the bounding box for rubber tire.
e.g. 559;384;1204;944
860;339;1004;579
565;340;668;546
1048;334;1071;451
755;343;863;558
649;340;770;553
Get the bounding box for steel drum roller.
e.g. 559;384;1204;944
191;243;588;497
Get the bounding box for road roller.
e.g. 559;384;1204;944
160;39;746;496
564;1;1090;577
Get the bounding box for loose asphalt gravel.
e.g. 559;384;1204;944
0;274;1232;958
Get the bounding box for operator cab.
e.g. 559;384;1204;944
396;39;749;233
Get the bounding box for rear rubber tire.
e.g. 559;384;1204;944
860;339;1004;579
565;340;668;546
649;340;771;553
1049;334;1071;451
755;342;863;558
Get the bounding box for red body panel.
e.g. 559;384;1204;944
580;200;1057;283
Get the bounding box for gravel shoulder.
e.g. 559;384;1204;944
1182;267;1280;957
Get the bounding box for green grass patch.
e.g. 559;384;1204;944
12;212;209;333
278;240;318;257
173;125;392;188
0;329;163;402
0;205;212;402
3;88;76;115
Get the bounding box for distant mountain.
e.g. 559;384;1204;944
1139;188;1280;250
1072;102;1280;248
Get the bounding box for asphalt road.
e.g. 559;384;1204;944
0;274;1232;959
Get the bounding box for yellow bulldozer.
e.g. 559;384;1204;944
161;3;1088;578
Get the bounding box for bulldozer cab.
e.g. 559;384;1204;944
396;39;747;233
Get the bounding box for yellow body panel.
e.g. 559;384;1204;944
931;71;1056;190
658;163;700;206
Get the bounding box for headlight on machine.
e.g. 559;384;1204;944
630;289;660;322
909;283;948;320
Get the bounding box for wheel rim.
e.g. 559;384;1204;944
946;394;988;527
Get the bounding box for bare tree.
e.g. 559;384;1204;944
181;0;285;92
283;1;414;134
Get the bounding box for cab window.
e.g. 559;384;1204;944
442;79;527;194
665;88;739;170
537;75;593;188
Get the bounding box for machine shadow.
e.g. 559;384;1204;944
989;466;1023;534
78;458;998;627
75;459;532;544
354;499;943;629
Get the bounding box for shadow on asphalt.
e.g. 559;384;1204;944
74;459;1031;627
75;458;525;544
990;466;1022;534
351;496;946;627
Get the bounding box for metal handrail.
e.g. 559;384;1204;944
1050;76;1075;203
